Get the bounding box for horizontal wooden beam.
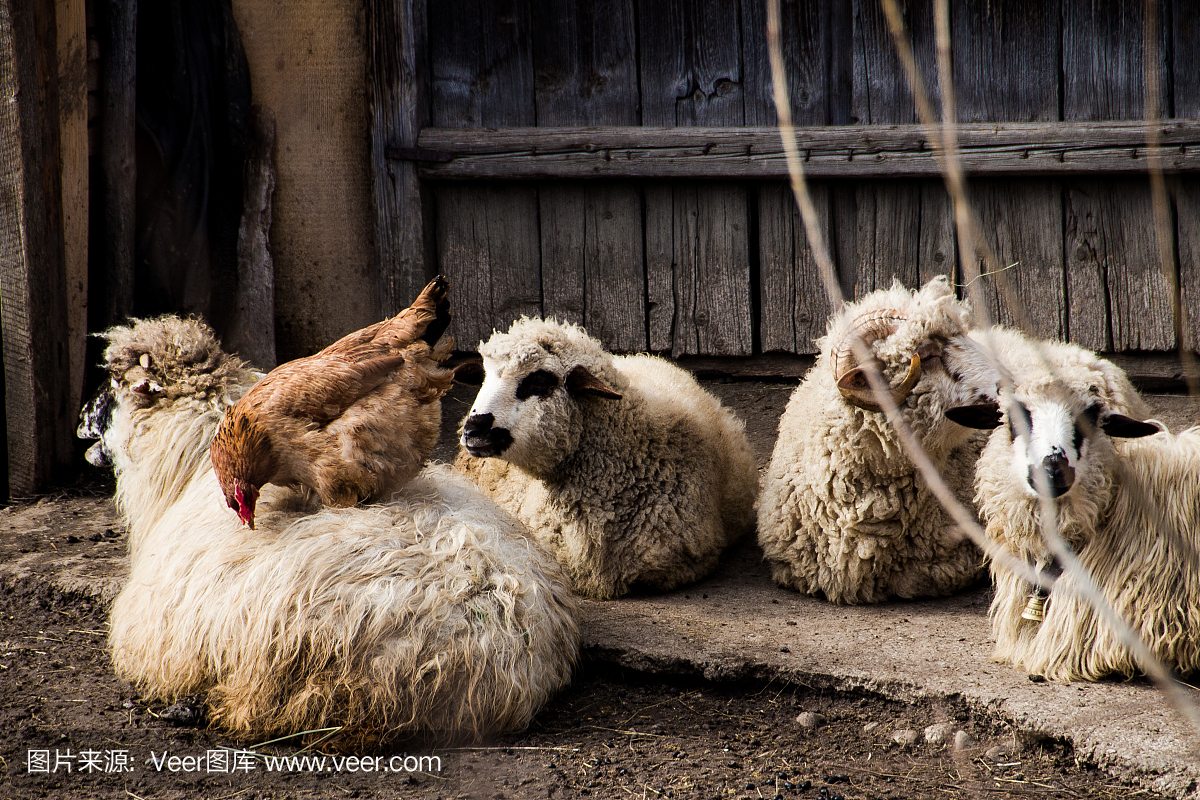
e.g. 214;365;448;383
404;121;1200;180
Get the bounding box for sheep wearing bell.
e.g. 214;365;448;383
757;276;992;604
84;315;580;745
944;327;1200;682
455;317;759;600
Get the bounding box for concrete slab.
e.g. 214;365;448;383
3;387;1199;797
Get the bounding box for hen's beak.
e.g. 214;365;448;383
233;482;258;530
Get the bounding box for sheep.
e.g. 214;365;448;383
756;276;996;604
944;327;1200;682
454;317;759;600
85;315;580;745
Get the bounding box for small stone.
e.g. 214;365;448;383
953;730;974;751
862;721;881;734
796;711;827;729
924;722;955;747
986;743;1016;762
160;702;200;726
892;729;920;748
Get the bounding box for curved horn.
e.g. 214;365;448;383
832;310;922;412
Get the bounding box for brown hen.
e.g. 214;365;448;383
210;276;454;528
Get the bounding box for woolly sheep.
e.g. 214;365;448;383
86;316;579;745
757;276;994;604
944;327;1199;682
454;317;759;600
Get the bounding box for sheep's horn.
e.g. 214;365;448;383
832;310;922;412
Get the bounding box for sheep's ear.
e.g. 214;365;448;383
1100;413;1160;439
945;402;1002;430
565;366;622;400
453;359;485;386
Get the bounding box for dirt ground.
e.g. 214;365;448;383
0;583;1162;800
1;380;1195;799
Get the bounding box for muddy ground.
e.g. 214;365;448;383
0;584;1160;800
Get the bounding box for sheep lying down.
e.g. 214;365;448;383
757;276;994;604
455;317;760;600
84;315;579;745
946;327;1200;681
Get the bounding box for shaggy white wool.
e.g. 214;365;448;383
757;276;990;604
99;316;579;744
456;317;759;600
965;329;1199;681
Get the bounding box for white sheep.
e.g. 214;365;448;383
944;327;1198;682
454;317;759;600
757;276;994;604
87;316;580;745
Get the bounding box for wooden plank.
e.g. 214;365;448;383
666;183;752;356
1063;0;1174;351
369;0;434;318
972;179;1067;341
532;0;644;351
410;122;1200;180
757;182;834;355
1174;1;1200;351
1;0;73;496
429;0;534;128
644;183;674;352
950;0;1064;341
96;0;135;325
637;0;750;357
741;0;828;126
916;181;958;287
55;0;86;424
435;184;541;351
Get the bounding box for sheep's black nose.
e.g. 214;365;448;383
461;413;513;458
1029;446;1074;497
463;413;494;438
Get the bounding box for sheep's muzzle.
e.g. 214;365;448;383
462;413;514;458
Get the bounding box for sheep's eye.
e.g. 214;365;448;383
1006;401;1032;440
516;369;559;400
1074;403;1103;452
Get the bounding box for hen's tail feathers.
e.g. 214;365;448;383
417;275;452;347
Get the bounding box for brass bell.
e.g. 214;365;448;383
1021;590;1048;622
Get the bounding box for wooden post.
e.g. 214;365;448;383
0;0;74;497
369;0;433;317
97;0;135;326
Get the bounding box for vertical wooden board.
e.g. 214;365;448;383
1063;0;1166;121
532;0;642;350
851;0;938;125
1174;0;1200;118
436;184;541;351
1063;0;1174;351
971;180;1066;342
757;183;835;355
848;181;920;297
56;0;87;420
758;184;797;353
742;0;829;126
370;0;433;317
916;181;957;288
1176;178;1200;352
637;0;743;127
583;184;645;351
669;182;751;356
951;0;1059;123
1065;179;1174;351
538;183;586;326
532;0;637;126
645;183;675;352
429;0;535;127
97;0;135;326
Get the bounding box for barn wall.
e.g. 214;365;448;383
231;0;380;362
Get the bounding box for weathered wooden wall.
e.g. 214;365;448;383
379;0;1200;356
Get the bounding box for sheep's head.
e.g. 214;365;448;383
77;315;257;468
945;337;1159;529
823;276;990;450
460;318;623;477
